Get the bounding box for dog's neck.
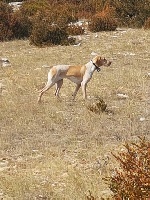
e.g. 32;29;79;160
90;60;101;72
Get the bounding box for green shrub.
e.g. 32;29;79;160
106;138;150;199
88;4;118;32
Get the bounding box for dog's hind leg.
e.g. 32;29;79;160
72;83;81;100
55;79;63;97
38;81;55;103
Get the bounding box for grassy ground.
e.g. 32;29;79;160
0;28;150;199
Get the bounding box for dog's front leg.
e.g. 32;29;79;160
81;81;87;99
72;84;81;100
81;75;91;99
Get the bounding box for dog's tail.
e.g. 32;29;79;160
42;65;53;68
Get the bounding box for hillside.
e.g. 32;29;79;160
0;28;150;199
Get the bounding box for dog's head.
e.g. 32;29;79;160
92;56;112;68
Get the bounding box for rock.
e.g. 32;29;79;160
95;33;98;38
73;42;81;47
9;2;22;11
147;72;150;77
139;117;145;122
0;58;11;67
117;93;129;99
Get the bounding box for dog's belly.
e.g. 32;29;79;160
67;76;82;84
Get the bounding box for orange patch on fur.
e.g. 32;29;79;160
66;65;86;77
51;67;57;77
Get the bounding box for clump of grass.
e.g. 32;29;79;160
86;96;107;114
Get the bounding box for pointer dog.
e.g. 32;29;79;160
38;55;111;102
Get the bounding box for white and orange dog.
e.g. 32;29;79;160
38;55;111;102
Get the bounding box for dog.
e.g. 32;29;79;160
38;55;111;102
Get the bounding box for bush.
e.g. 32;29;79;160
10;0;51;39
29;10;72;46
13;0;78;46
10;10;32;39
28;1;80;46
0;0;53;42
144;17;150;29
107;137;150;199
111;0;150;28
88;4;118;32
0;2;14;41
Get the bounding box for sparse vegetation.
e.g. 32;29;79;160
0;28;149;199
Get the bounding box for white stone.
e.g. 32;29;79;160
139;117;145;122
117;93;129;99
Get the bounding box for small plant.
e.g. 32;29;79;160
88;4;118;32
86;96;107;114
106;137;150;199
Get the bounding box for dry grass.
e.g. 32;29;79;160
0;28;150;199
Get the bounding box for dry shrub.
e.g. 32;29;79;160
28;1;79;46
86;97;107;114
0;2;14;41
10;10;32;39
10;0;51;39
29;12;67;46
88;4;118;32
144;17;150;29
67;24;84;35
107;137;150;199
29;9;77;46
111;0;150;28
